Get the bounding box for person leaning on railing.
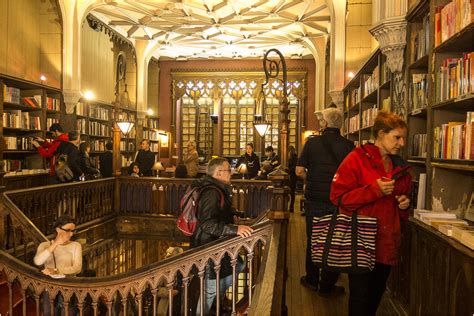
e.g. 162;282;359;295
190;157;254;315
34;214;82;315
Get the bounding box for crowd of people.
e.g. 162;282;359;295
32;108;411;316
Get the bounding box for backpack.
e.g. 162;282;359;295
54;153;74;182
177;184;225;236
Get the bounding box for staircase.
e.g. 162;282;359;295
0;270;36;316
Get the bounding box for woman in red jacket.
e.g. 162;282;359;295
330;111;411;316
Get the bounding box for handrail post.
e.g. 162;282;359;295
267;170;289;315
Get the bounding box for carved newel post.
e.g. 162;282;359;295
267;171;291;220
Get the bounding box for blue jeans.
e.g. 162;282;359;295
196;257;245;315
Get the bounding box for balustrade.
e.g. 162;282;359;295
0;220;274;316
5;179;115;236
119;177;272;217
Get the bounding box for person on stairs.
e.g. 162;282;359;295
296;108;354;297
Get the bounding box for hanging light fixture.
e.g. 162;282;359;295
253;85;271;137
117;121;134;135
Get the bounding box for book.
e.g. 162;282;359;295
416;173;426;209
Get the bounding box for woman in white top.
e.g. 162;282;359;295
34;214;82;276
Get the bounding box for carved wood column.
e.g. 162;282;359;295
369;0;408;117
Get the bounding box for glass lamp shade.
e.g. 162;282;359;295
117;121;134;135
152;161;165;171
238;163;248;174
254;122;271;137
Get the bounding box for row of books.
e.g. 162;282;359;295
414;209;474;250
46;97;61;111
89;121;111;137
433;112;474;160
349;87;361;108
150;143;159;152
3;111;41;130
89;106;110;121
410;134;428;157
76;102;86;116
361;105;378;129
380;62;391;85
77;118;86;134
22;96;42;108
347;114;360;133
411;14;430;63
143;118;159;129
47;118;59;130
435;53;474;102
117;112;136;122
410;74;428;111
2;159;24;172
119;140;136;152
3;136;36;150
3;86;21;104
435;0;474;47
363;65;379;97
91;140;108;152
143;129;161;141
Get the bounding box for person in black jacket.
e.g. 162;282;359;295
55;131;83;182
191;157;253;315
79;142;100;180
134;139;155;176
99;142;113;177
236;143;260;179
287;145;298;212
296;108;355;297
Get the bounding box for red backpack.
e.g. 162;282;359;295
177;184;225;236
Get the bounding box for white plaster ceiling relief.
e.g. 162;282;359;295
369;16;407;73
91;0;331;60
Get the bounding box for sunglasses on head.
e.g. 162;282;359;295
59;227;77;233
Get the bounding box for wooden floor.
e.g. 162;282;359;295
286;194;403;316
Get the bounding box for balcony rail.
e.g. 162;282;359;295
0;219;277;316
119;177;272;218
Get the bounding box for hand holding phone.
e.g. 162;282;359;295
377;177;395;195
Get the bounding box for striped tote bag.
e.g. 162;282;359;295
311;210;377;274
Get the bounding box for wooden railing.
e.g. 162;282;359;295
0;219;275;316
5;178;115;236
119;177;272;218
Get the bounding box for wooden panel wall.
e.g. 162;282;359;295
80;21;115;104
0;0;61;88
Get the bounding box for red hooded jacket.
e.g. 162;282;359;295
37;133;69;175
330;144;411;266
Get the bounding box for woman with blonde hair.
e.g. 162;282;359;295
183;141;199;177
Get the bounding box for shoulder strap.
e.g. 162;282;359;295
320;134;341;164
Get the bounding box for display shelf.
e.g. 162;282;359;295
408;55;429;70
379;79;391;90
431;161;474;172
409;107;428;117
433;22;474;53
431;94;474;110
361;89;378;103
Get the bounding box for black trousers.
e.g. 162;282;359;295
305;214;339;291
348;262;392;316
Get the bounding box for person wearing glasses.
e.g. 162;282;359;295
34;214;82;276
191;157;253;315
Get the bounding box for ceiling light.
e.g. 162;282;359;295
147;109;154;115
83;90;95;100
40;75;46;82
348;72;355;79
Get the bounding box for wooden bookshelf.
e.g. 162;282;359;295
342;49;393;146
0;75;61;181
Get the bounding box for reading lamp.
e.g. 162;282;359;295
238;163;248;179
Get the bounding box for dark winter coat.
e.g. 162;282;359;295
55;141;82;181
134;149;155;176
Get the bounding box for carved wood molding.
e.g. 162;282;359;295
370;16;408;73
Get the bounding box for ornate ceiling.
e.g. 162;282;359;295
91;0;330;60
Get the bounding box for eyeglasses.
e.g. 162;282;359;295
59;227;77;233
